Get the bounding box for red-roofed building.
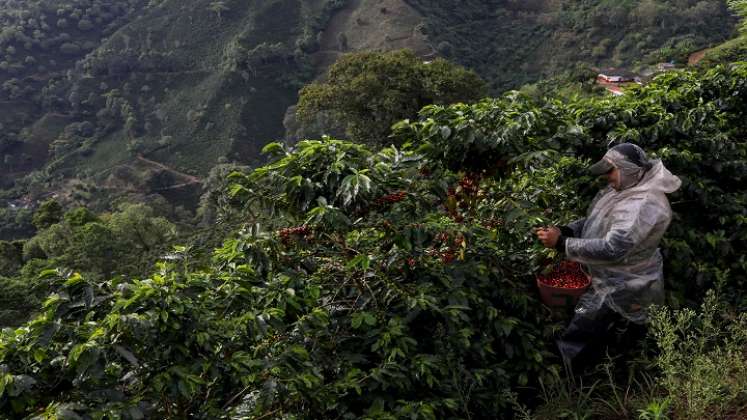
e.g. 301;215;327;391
596;73;634;84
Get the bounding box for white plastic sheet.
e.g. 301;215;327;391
565;157;682;324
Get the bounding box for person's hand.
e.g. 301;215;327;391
535;226;561;248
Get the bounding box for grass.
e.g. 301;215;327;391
526;290;747;420
700;36;747;65
529;356;665;420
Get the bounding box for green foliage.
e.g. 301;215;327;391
107;202;177;253
31;199;63;230
730;0;747;33
397;62;747;307
0;57;747;418
25;203;177;279
0;205;33;241
0;0;739;221
297;50;487;146
0;275;40;327
63;207;98;227
648;290;747;418
701;36;747;65
0;240;22;277
0;135;567;418
408;0;736;91
0;202;178;331
701;0;747;64
637;398;671;420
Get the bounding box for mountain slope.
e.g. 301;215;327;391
407;0;737;89
0;0;740;240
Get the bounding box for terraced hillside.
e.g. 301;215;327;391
0;0;740;239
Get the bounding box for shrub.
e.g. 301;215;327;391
0;138;562;418
0;56;746;419
32;200;63;230
77;19;93;31
59;42;81;56
648;290;747;418
395;63;747;307
297;50;487;146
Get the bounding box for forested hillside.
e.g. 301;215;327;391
410;0;737;89
0;0;351;238
0;0;741;243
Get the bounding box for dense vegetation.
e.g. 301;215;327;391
0;0;351;240
0;57;745;418
0;0;148;173
0;1;746;418
0;202;176;327
408;0;738;90
296;50;486;146
699;0;747;65
0;0;741;246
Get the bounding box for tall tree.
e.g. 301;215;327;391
296;50;487;146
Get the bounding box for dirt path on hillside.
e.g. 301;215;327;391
136;154;202;184
319;0;362;51
688;48;710;66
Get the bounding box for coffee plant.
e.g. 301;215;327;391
0;62;746;418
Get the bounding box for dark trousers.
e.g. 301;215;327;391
557;304;647;374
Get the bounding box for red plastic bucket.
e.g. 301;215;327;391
536;262;591;309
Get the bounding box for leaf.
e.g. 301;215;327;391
346;254;371;271
261;142;286;156
114;345;140;367
64;273;85;287
9;375;36;397
505;208;524;225
38;269;60;279
338;172;372;206
0;374;12;397
289;345;309;361
351;313;363;329
228;183;249;197
352;311;376;329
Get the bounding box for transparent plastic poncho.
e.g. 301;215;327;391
564;157;682;324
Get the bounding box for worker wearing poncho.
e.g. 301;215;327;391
536;143;681;368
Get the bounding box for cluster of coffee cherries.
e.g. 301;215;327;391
278;225;312;244
481;218;504;229
425;248;456;264
425;231;464;265
445;174;482;223
375;191;407;206
458;175;479;196
439;250;456;264
538;261;590;289
445;188;464;223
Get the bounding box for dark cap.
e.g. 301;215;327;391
589;158;614;175
589;143;650;175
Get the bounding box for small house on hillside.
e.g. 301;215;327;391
605;85;625;96
596;72;635;84
656;62;677;72
596;68;638;84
